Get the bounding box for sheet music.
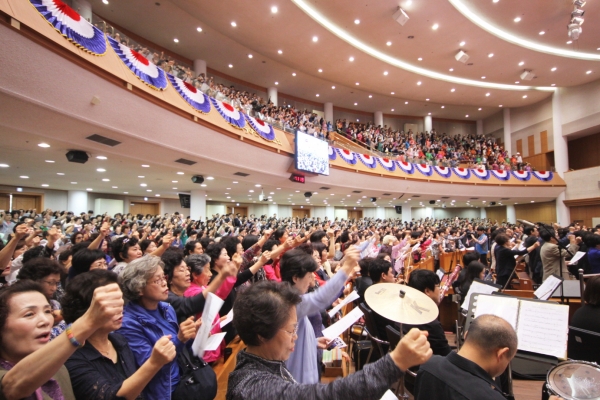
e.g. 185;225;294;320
461;280;500;310
534;275;563;300
203;332;227;351
322;306;364;339
473;295;519;331
516;301;569;359
191;292;224;357
328;290;360;318
220;309;234;328
567;251;586;265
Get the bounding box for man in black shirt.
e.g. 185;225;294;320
367;258;396;339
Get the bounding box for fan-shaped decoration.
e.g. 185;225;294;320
532;170;554;181
328;146;337;161
210;98;246;129
415;163;434;177
108;36;167;90
434;166;452;178
453;167;471;180
396;161;415;174
245;115;275;141
377;157;396;172
511;170;531;181
491;170;511;181
167;74;211;113
358;154;377;169
30;0;107;55
336;148;358;165
472;168;491;180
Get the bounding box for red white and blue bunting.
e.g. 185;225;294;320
415;164;434;177
358;154;377;169
167;74;211;114
377;157;396;172
532;171;553;181
472;169;491;180
328;146;337;161
453;168;471;180
434;166;452;178
491;170;511;181
397;161;415;174
245;115;275;141
210;98;246;129
336;149;358;165
511;170;531;181
108;36;167;90
30;0;107;56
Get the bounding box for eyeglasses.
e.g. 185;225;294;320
280;325;298;337
149;277;167;286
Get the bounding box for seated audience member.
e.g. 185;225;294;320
68;249;108;279
406;270;451;356
227;281;432;400
0;279;122;399
367;257;396;338
280;246;360;384
63;270;176;399
413;315;561;400
17;257;67;339
117;255;204;400
571;275;600;334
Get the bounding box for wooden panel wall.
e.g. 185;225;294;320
567;131;600;170
523;153;553;171
540;131;548;153
569;205;600;228
516;139;523;155
515;201;556;224
528;135;535;157
486;206;506;223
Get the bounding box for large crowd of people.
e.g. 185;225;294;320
0;207;596;399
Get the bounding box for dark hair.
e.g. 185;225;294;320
22;246;46;265
184;240;201;256
309;230;326;243
58;248;72;263
160;248;185;286
523;226;536;236
476;226;485;232
494;233;510;247
369;258;392;283
280;249;318;284
112;237;139;262
466;314;518;357
233;281;301;346
462;251;479;267
358;257;375;276
69;248;106;277
221;236;241;259
70;231;84;245
18;257;62;281
262;238;279;253
205;242;226;269
61;270;119;324
407;269;440;293
0;281;47;344
272;228;287;243
311;242;327;259
583;275;600;306
140;239;155;254
458;261;486;294
241;235;259;251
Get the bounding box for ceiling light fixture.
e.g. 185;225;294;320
228;64;233;68
432;23;439;30
349;56;354;61
459;41;465;46
391;91;395;94
451;88;456;92
586;70;592;74
96;156;107;160
354;19;360;24
514;17;521;22
271;5;278;13
173;38;179;43
418;57;423;61
417;81;422;85
551;67;557;71
383;71;389;75
277;50;283;54
331;86;335;89
196;27;202;32
316;94;320;97
312;36;318;42
318;68;322;72
539;31;545;35
292;72;296;76
486;92;490;96
177;172;184;175
488;53;494;57
248;54;253;59
231;21;237;27
96;168;105;172
38;143;50;148
386;41;392;46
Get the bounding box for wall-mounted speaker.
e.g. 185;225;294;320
65;150;89;164
395;205;402;214
191;175;204;184
429;200;436;205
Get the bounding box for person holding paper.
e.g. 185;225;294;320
493;234;539;288
227;280;432;400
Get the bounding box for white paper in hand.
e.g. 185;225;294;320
204;332;227;352
220;309;234;328
380;390;399;400
328;291;359;318
322;307;364;339
191;292;224;357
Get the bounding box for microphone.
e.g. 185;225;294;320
516;219;535;227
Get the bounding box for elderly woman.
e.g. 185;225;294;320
0;279;122;399
63;270;175;399
117;255;206;400
227;281;432;400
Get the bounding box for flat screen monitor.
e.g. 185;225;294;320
295;131;329;175
178;193;190;209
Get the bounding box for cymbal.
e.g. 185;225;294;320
365;283;439;325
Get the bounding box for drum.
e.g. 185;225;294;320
545;360;600;400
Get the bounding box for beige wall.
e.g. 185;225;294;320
564;166;600;201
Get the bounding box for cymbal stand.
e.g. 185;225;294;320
394;322;410;400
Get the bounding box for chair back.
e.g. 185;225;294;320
385;325;400;350
568;326;600;364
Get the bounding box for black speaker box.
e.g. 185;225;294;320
191;175;204;184
65;150;88;164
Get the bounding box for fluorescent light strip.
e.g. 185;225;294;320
449;0;600;61
291;0;554;91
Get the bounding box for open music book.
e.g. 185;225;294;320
473;294;569;359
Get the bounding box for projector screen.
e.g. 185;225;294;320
295;131;329;176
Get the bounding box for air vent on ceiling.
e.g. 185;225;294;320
441;196;450;199
233;172;250;177
319;187;330;190
412;195;420;197
500;198;510;200
382;193;392;196
86;134;121;147
175;158;196;166
352;190;362;193
470;197;479;200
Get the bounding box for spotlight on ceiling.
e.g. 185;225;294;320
393;7;409;26
573;0;586;7
455;50;469;64
568;23;582;40
520;70;535;81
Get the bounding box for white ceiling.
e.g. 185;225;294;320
89;0;600;119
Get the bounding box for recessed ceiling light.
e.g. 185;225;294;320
451;88;456;92
405;101;409;104
355;82;359;85
141;164;150;168
206;176;214;180
38;143;50;148
539;31;545;35
428;112;431;115
465;114;469;117
349;56;354;62
459;41;465;47
514;17;521;22
312;36;318;42
86;188;93;191
140;183;147;187
493;0;499;3
146;189;152;192
57;172;65;176
138;176;145;178
499;105;503;107
45;160;55;163
102;178;110;182
488;53;494;58
368;95;372;98
102;0;108;4
551;67;557;71
248;54;253;58
233;181;238;184
391;108;395;111
523;95;528;98
386;41;392;46
354;19;360;24
586;70;592;74
277;50;282;54
391;91;395;94
71;181;77;184
96;168;105;172
331;86;335;89
19;175;29;179
292;72;296;76
177;172;184;175
155;194;161;197
383;71;389;76
255;184;262;187
0;163;8;168
275;82;278;85
478;107;482;110
228;64;233;68
354;102;358;106
432;23;439;30
486;92;490;96
418;57;423;61
531;200;535;203
566;40;572;44
316;94;320;97
426;98;430;101
96;156;107;160
441;105;445;108
41;184;49;187
271;5;278;13
449;68;454;72
196;27;202;32
515;81;520;84
200;184;207;187
518;61;524;66
481;76;486;79
173;38;179;43
318;68;323;72
551;83;556;86
231;21;237;27
417;81;422;85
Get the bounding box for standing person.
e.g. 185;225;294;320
493;234;539;288
540;229;581;282
471;227;489;266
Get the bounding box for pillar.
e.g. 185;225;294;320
374;111;383;127
67;191;88;215
71;0;92;22
267;87;278;107
190;189;207;221
506;205;516;224
476;119;483;136
552;89;570;225
401;204;412;223
193;59;207;77
503;108;512;155
268;204;278;218
424;115;432;133
324;102;333;123
479;207;487;219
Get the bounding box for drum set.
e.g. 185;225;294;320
545;360;600;400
